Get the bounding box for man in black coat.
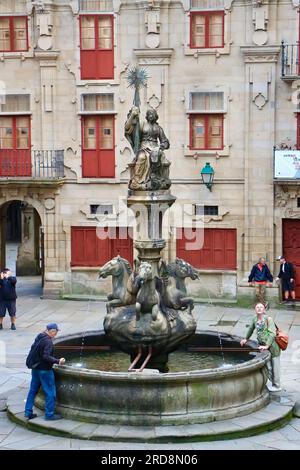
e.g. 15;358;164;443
24;322;65;420
276;256;296;301
0;268;17;330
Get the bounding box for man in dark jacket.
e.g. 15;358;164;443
248;257;273;307
276;256;296;301
24;323;65;421
0;268;17;330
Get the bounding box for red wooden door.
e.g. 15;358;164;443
283;219;300;299
0;116;31;176
82;115;115;177
71;227;133;267
177;228;237;270
80;15;114;80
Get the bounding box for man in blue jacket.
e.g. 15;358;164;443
24;322;65;421
248;257;273;307
0;268;17;330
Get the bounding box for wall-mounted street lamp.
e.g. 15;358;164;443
200;162;215;191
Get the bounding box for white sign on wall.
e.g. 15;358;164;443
274;150;300;179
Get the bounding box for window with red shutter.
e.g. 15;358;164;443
190;11;224;49
176;228;236;270
190;114;223;150
0;115;31;176
82;114;115;178
0;16;28;52
71;227;133;267
80;14;114;79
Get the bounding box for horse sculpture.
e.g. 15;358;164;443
160;257;199;311
135;261;161;322
98;256;138;311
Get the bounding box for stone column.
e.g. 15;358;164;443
241;46;280;279
42;194;64;299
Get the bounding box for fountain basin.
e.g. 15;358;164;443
36;330;270;426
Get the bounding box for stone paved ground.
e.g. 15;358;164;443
0;277;300;450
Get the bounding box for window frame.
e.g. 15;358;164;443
190;10;225;49
79;14;114;52
81;114;115;178
0;115;30;150
0;16;29;52
189;113;224;151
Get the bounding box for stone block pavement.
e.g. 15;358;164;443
0;277;299;450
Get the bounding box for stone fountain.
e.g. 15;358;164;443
7;69;294;441
48;69;271;427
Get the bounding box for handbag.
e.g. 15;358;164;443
267;317;289;351
275;326;289;350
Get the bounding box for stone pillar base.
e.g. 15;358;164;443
42;273;64;299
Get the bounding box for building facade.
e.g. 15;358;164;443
0;0;300;302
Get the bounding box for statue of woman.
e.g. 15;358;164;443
125;106;171;191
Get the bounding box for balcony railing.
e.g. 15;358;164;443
0;150;64;179
281;42;300;80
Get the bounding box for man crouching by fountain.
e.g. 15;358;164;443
24;323;65;420
240;303;281;392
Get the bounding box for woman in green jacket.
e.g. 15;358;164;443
240;302;281;392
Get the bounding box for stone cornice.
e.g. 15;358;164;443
241;46;281;63
134;48;174;65
34;50;60;61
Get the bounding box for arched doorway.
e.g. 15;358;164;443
0;200;42;278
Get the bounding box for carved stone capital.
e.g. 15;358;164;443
134;48;174;65
241;46;280;63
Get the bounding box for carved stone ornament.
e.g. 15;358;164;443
44;198;55;210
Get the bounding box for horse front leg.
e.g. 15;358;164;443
180;297;194;312
107;298;123;312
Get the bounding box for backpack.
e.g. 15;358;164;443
267;317;289;351
26;337;43;369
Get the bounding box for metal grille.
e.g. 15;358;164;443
0;94;30;113
190;92;224;112
190;0;224;9
82;94;114;112
79;0;113;11
32;150;64;178
281;43;299;79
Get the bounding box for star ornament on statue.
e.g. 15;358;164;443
125;67;149;108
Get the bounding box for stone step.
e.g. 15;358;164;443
7;386;294;443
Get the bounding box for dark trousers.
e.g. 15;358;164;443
0;300;16;317
25;369;56;418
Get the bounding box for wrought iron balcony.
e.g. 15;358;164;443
0;150;64;179
281;42;300;80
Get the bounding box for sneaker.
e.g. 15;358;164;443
25;413;37;420
11;324;16;330
267;384;282;392
45;414;63;421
